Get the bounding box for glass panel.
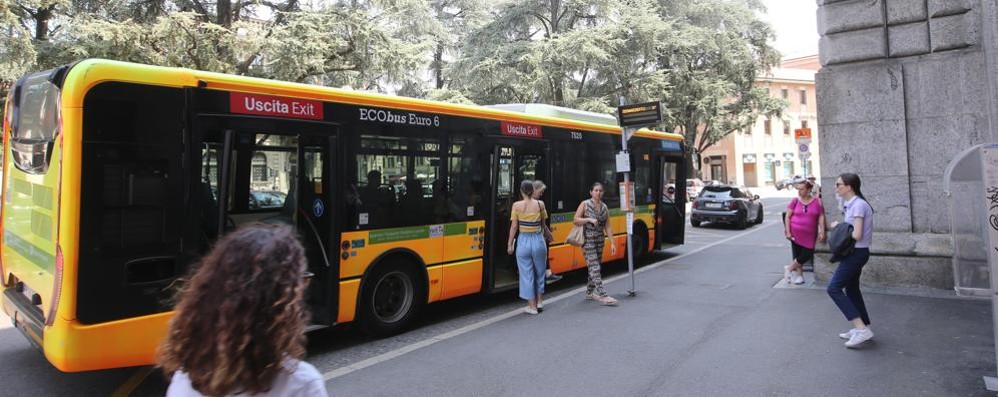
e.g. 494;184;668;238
447;138;485;220
248;134;295;211
662;161;678;203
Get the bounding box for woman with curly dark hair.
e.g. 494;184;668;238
158;223;327;396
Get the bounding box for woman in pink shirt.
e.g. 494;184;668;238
783;179;826;284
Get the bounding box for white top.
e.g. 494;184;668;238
167;360;328;397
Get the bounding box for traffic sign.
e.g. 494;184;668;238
799;152;811;160
798;143;810;153
794;128;812;144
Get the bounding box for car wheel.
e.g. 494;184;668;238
691;219;701;227
736;214;748;230
360;260;425;336
755;206;764;224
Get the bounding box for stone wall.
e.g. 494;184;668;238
815;0;998;289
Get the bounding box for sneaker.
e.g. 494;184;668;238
524;307;539;315
585;293;597;300
783;266;792;284
545;273;563;284
793;274;805;285
839;326;873;340
845;328;874;348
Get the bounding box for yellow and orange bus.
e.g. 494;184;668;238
0;59;688;372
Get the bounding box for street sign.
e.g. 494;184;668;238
615;151;631;173
617;101;663;129
799;143;810;153
619;181;635;212
794;128;812;144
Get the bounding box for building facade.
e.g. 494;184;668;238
815;0;998;290
701;56;822;189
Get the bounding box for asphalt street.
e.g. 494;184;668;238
2;193;995;396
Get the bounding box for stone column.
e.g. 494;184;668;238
815;0;998;289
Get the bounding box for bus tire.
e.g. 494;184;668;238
359;259;425;337
631;224;649;262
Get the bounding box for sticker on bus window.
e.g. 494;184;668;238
313;199;324;217
429;225;444;238
558;201;563;209
467;206;474;216
359;213;369;225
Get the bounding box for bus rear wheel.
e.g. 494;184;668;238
359;261;424;336
630;226;649;262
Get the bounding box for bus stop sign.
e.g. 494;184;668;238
617;101;663;129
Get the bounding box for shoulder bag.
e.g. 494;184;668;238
566;200;589;246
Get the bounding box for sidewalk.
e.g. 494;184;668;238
328;220;996;396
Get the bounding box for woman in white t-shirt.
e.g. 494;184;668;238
158;224;328;396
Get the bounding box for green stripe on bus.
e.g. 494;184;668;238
368;226;430;244
3;231;54;273
444;223;466;236
550;212;575;223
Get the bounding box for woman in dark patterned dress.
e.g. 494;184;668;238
572;182;618;306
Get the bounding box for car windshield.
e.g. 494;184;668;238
700;186;742;198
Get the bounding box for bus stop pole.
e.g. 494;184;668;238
621;98;636;297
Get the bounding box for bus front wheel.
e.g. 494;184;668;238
359;261;425;336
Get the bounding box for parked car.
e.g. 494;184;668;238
686;178;704;199
776;175;803;190
249;190;287;210
690;184;764;229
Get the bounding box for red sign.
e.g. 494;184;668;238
500;121;542;138
230;92;324;120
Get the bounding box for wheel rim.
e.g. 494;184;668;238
371;270;414;324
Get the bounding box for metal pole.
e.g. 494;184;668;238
620;97;636;296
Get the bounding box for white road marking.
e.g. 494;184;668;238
321;220;781;381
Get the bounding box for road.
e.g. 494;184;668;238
3;192;995;396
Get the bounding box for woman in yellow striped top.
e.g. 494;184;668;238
507;180;549;315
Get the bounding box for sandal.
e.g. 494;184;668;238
598;296;618;306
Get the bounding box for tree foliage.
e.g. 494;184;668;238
1;0;784;176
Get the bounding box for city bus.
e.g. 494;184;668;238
0;59;688;372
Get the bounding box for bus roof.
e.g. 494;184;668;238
60;59;683;142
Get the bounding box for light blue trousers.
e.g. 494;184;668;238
516;231;547;300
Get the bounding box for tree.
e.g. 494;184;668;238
654;0;783;177
449;0;679;111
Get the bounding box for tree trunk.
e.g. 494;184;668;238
217;0;232;28
34;6;55;41
434;43;444;89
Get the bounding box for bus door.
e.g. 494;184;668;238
655;152;686;247
487;142;549;291
191;116;339;326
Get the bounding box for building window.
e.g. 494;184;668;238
802;120;809;129
783;121;790;136
781;88;789;100
764;118;772;135
799;89;807;105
